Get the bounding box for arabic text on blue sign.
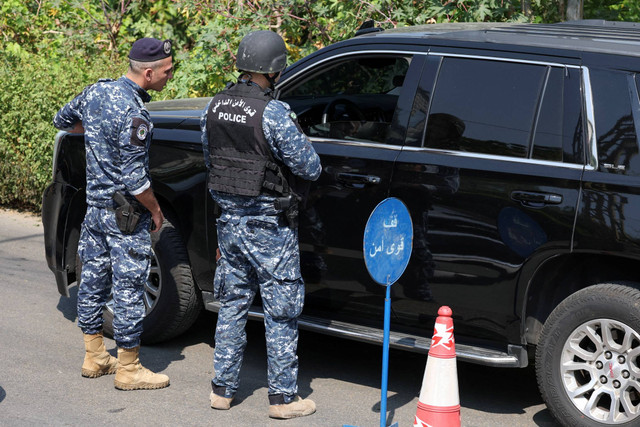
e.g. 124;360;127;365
363;197;413;286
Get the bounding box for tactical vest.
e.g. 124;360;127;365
206;82;290;197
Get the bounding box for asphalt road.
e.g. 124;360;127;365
0;208;560;426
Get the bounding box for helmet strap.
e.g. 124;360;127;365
238;72;252;84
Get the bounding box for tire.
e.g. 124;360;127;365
78;218;202;344
535;283;640;427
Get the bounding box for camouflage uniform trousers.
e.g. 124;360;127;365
212;213;305;402
77;206;151;348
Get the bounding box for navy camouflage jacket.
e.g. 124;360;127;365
53;76;153;208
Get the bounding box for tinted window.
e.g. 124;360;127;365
424;57;546;158
287;57;408;97
280;56;410;144
591;69;639;175
532;68;563;161
531;67;583;164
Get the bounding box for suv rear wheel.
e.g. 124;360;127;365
536;283;640;426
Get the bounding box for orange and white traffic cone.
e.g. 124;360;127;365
413;306;461;427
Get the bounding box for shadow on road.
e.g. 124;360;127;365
0;233;43;245
56;284;78;323
457;362;559;426
54;288;558;426
297;325;559;426
140;310;216;375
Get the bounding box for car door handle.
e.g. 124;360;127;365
511;191;563;207
336;172;381;185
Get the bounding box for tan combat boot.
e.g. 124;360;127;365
268;396;316;419
210;391;234;410
114;346;170;390
81;333;118;378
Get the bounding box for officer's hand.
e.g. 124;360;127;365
151;210;164;233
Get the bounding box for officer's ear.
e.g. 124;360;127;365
144;67;154;83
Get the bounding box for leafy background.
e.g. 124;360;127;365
1;0;638;211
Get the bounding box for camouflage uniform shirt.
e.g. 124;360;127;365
54;76;153;206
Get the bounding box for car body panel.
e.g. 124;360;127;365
42;132;86;296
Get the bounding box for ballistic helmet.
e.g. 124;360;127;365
236;30;287;74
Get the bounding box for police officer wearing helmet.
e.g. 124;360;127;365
53;37;173;390
201;30;321;419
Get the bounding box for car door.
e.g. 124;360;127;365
390;53;584;344
278;51;424;327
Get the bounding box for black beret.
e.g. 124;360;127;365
128;38;172;62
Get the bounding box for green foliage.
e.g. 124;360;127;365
585;0;640;22
0;0;638;210
0;52;125;209
426;0;525;23
166;0;529;99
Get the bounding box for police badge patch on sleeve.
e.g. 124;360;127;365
137;124;148;140
290;111;305;134
131;117;150;146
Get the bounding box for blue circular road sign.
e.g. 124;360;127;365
363;197;413;286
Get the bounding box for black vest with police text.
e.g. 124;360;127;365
206;82;289;197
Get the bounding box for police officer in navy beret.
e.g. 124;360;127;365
53;37;173;390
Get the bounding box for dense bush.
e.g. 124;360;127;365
0;0;637;211
585;0;640;21
0;52;126;209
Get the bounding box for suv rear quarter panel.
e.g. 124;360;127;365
573;57;640;282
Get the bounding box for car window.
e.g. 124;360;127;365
532;67;583;164
591;69;640;175
532;67;564;162
279;55;411;144
423;57;547;158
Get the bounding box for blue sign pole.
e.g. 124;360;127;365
363;198;412;427
380;281;391;427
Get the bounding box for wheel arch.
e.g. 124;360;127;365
522;253;640;347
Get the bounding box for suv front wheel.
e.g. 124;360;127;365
78;217;202;344
536;283;640;426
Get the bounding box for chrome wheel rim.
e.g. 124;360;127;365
562;318;640;424
105;249;162;316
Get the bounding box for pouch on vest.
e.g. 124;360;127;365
209;154;269;196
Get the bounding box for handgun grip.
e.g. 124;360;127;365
113;191;128;207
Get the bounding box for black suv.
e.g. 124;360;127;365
43;20;640;426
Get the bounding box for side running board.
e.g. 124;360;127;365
202;292;527;368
